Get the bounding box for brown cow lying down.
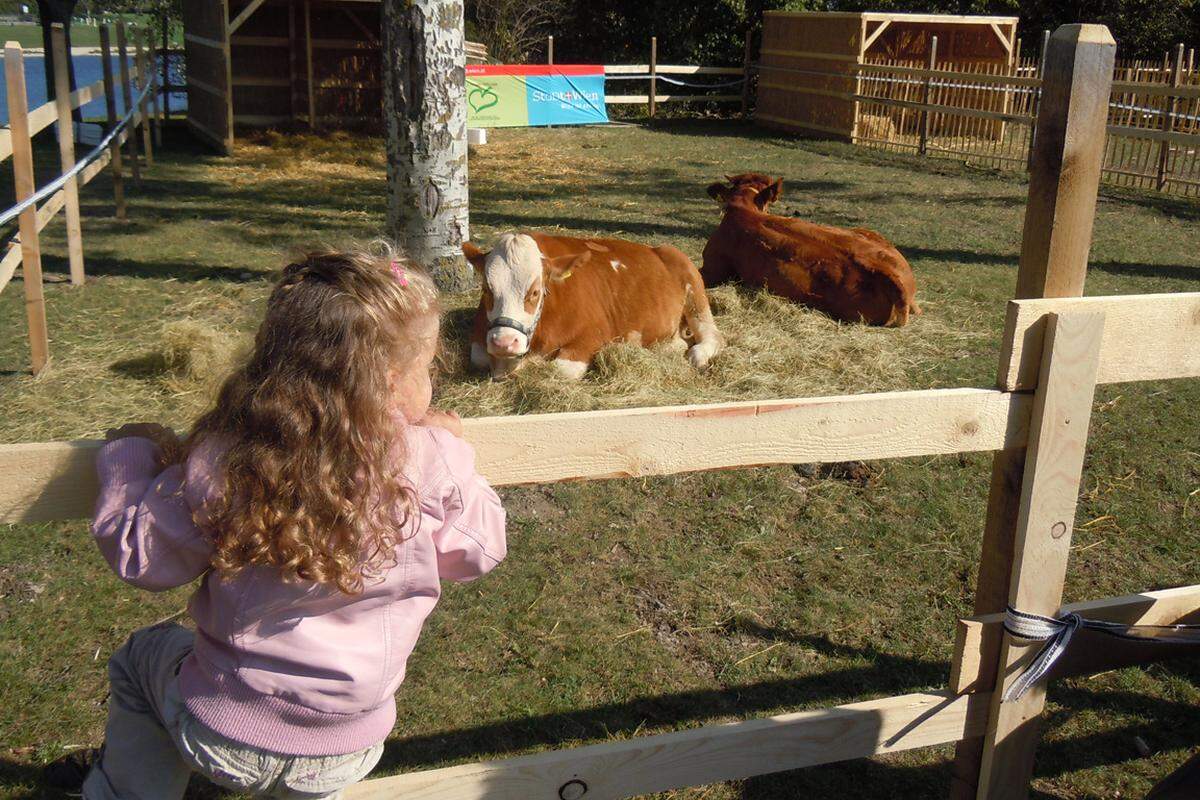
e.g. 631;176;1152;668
463;232;722;379
703;173;920;327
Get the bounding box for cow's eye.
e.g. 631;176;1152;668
528;286;542;302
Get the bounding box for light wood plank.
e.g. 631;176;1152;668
228;0;269;35
184;32;224;50
345;691;990;800
952;584;1200;693
50;24;84;286
976;311;1105;800
1105;124;1200;147
856;63;1042;88
0;388;1032;525
760;48;861;62
4;42;49;375
999;292;1200;390
862;20;892;52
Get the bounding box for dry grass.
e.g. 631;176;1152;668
433;285;980;417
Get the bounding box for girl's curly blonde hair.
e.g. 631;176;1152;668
187;242;440;594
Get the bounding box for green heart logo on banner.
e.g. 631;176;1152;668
468;86;499;113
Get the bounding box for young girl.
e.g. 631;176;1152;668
77;245;506;798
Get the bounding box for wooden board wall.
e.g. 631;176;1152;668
757;12;860;139
183;0;233;150
229;0;383;128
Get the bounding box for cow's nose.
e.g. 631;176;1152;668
489;329;521;355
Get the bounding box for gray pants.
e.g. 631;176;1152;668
84;623;384;800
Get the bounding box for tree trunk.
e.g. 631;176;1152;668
382;0;472;292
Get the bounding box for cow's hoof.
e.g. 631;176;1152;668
553;359;589;380
687;341;719;370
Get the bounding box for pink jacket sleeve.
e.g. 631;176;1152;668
427;428;507;582
91;437;214;592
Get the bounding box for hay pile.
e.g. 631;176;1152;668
434;285;974;417
140;283;973;424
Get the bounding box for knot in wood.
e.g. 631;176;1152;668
1050;521;1068;539
559;779;588;799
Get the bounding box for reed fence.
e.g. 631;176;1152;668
761;35;1200;198
0;21;161;376
2;23;1199;800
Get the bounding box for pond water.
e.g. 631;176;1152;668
0;53;187;125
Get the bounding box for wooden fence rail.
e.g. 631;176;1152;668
0;22;156;376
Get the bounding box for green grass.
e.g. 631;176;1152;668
1;120;1199;798
0;23;101;49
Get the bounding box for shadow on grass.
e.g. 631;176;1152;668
367;637;1199;799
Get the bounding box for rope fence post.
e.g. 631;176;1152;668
50;23;84;286
99;25;126;220
116;21;141;183
146;28;162;147
547;35;554;66
649;36;657;119
1156;43;1184;191
740;28;752;119
4;42;50;375
919;35;937;155
135;31;154;167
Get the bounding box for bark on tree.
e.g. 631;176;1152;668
382;0;472;291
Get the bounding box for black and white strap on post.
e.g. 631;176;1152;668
1002;606;1200;701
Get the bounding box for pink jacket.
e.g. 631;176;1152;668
91;426;506;756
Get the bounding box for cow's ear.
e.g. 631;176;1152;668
754;178;783;210
544;251;590;281
706;182;729;203
462;241;487;275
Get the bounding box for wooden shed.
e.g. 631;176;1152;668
183;0;487;152
756;11;1018;141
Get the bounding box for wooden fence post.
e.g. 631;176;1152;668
50;23;84;286
135;32;154;166
649;36;658;119
919;35;938;155
160;13;171;120
4;42;50;375
99;25;126;220
116;21;141;182
740;28;752;119
145;28;162;147
948;23;1115;800
1156;43;1184;191
975;311;1105;800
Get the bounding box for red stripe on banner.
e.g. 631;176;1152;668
467;64;605;77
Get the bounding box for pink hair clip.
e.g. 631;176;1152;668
390;260;409;286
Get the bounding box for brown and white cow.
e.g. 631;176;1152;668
462;232;721;379
702;173;920;327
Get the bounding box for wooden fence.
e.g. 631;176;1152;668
1;23;1198;800
1;21;161;376
761;33;1200;198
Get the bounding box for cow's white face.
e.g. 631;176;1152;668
475;233;546;358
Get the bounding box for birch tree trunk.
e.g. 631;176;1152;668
383;0;472;291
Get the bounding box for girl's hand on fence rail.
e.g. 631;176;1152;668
418;409;464;439
104;422;184;465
